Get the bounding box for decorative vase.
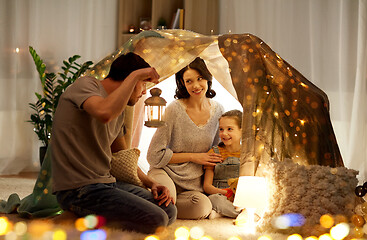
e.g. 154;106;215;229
39;146;48;166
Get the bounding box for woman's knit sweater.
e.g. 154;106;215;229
147;99;224;192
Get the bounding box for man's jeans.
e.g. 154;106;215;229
56;181;177;233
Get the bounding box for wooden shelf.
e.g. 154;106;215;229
117;0;218;46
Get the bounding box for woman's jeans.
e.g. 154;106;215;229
56;181;177;233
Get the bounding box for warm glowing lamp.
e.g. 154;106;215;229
233;176;268;232
144;88;166;128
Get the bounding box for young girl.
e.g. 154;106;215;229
203;110;242;219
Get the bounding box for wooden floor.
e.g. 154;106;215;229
0;171;38;179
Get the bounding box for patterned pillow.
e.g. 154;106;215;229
110;148;144;187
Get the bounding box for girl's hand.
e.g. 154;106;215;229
192;152;223;166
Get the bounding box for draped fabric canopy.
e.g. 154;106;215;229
88;29;344;176
219;0;367;181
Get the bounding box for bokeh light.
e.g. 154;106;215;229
320;214;334;228
272;215;290;229
145;235;160;240
4;231;17;240
96;215;106;228
42;231;54;239
190;226;204;239
287;233;302;240
75;217;88;231
283;213;305;227
0;217;11;235
318;233;333;240
330;223;349;240
258;235;272;240
334;215;348;224
351;214;365;227
361;202;367;214
175;226;190;239
80;229;107;240
53;229;67;240
84;215;98;229
363;223;367;234
13;221;27;236
352;226;364;238
304;236;318;240
28;220;53;237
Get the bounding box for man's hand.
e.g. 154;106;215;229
133;67;160;85
151;182;174;207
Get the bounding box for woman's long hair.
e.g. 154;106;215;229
174;57;216;99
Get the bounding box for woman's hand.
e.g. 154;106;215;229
191;152;223;166
151;182;175;207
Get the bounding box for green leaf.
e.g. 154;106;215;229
35;92;42;100
29;46;46;83
63;60;70;68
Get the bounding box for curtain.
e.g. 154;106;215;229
219;0;367;182
0;0;118;174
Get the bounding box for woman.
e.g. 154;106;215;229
147;57;224;219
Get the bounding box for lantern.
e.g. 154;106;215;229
144;88;166;128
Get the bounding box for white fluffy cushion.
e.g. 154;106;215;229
110;148;144;187
258;159;358;236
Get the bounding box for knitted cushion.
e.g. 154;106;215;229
110;148;144;187
257;159;358;236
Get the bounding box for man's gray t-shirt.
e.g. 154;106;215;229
51;76;124;193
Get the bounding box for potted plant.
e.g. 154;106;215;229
28;46;93;164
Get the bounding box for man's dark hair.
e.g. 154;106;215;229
174;57;216;99
106;52;150;81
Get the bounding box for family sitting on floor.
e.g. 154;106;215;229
50;53;243;233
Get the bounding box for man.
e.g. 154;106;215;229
51;52;177;233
